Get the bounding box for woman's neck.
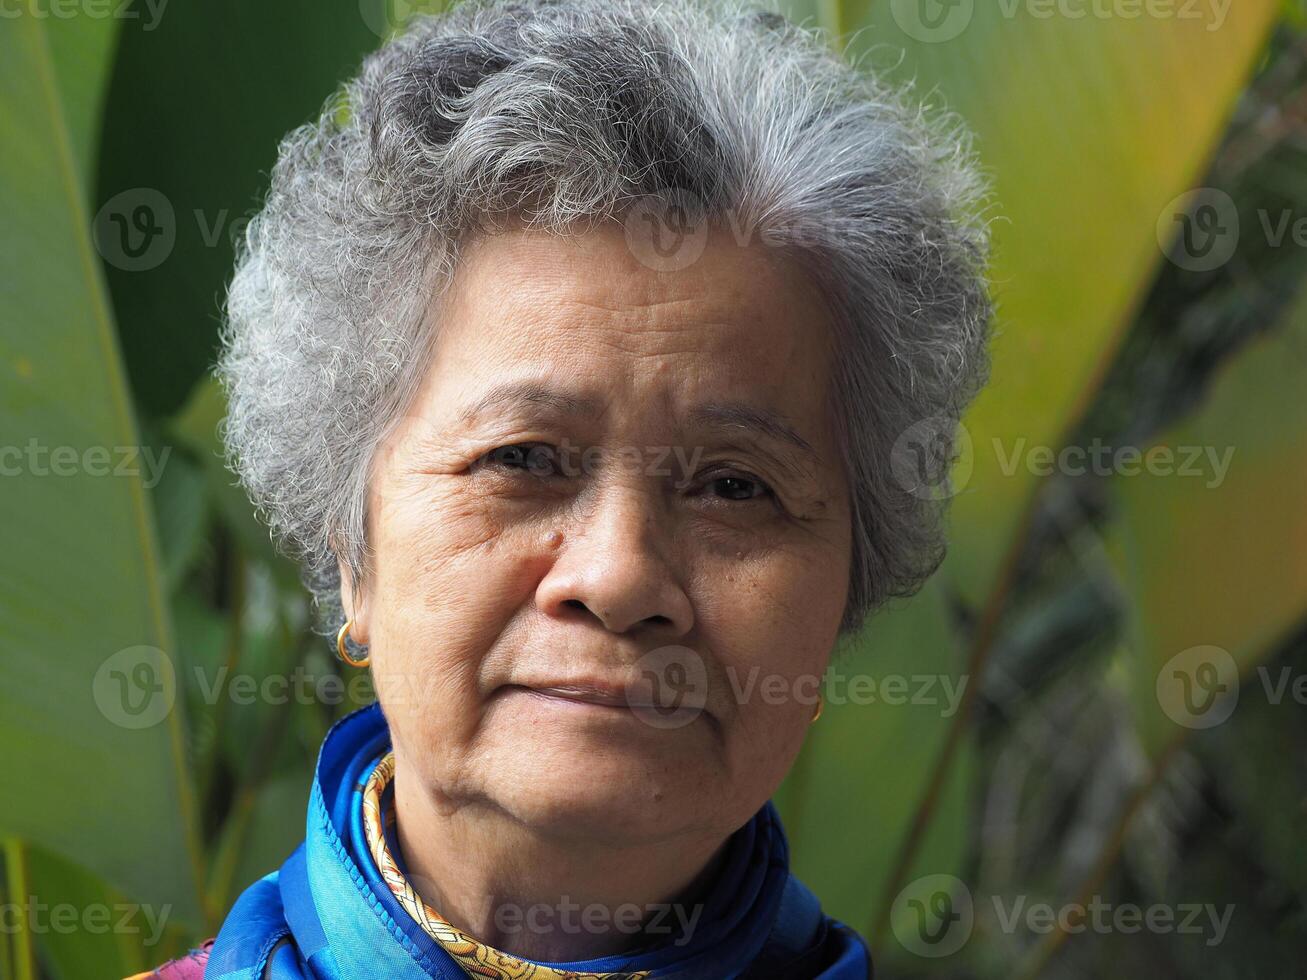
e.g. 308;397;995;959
391;765;730;963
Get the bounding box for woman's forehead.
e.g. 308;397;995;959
430;222;837;383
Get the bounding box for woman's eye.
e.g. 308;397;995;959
704;473;773;502
474;450;772;503
480;443;561;477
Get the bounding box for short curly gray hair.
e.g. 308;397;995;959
217;0;991;643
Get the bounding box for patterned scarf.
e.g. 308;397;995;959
204;702;872;979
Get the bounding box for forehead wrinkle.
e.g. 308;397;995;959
546;296;747;355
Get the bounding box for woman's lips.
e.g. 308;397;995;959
502;683;647;709
496;682;706;723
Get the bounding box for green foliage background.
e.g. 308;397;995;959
2;0;1306;977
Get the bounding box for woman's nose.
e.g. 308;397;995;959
535;485;694;636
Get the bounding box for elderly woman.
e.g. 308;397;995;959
140;0;989;975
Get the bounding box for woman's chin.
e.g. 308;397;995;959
497;784;706;844
478;738;726;843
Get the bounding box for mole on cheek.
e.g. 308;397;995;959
545;530;564;549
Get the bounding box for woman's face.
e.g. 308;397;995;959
345;220;852;848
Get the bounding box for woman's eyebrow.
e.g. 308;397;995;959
687;402;821;476
455;379;820;471
456;379;605;425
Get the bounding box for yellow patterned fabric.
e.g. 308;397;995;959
361;750;651;980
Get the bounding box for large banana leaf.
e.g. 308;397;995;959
776;0;1280;949
43;11;118;183
0;13;204;927
96;0;383;417
859;0;1283;600
1113;284;1307;749
23;844;169;980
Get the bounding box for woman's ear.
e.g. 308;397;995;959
338;557;372;647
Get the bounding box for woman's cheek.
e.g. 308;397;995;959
707;553;836;718
720;678;814;818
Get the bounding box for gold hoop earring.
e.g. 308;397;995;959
336;619;370;668
811;696;824;723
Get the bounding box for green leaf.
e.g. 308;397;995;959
96;0;384;417
1112;284;1307;748
26;846;152;980
849;0;1283;600
0;13;205;926
43;12;119;187
150;446;210;590
168;375;301;589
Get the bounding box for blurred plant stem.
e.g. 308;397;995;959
870;499;1039;945
0;856;10;980
198;541;247;824
2;839;35;980
204;611;308;917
